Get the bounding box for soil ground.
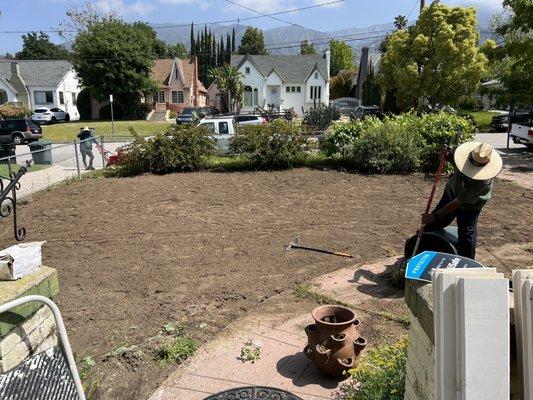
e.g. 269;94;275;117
3;169;531;399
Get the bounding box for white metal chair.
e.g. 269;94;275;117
0;295;86;400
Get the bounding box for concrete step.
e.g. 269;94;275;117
149;111;168;122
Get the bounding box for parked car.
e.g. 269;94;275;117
350;105;383;120
197;117;236;154
491;113;509;132
176;107;218;124
31;107;70;124
331;97;360;115
234;114;266;125
0;119;42;145
509;108;533;150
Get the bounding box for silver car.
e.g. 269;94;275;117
32;107;70;124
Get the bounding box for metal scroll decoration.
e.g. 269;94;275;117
0;162;30;241
204;386;302;400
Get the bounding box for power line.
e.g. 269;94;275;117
223;0;320;33
0;0;344;35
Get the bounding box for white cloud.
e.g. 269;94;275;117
96;0;155;16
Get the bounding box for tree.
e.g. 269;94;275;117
329;39;354;76
493;0;533;106
330;70;356;99
72;21;159;118
208;65;244;113
394;15;408;30
300;39;317;55
362;63;381;106
57;0;118;40
238;27;268;55
16;32;70;60
379;3;487;111
190;23;195;54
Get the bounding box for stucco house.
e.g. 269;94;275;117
0;60;81;119
147;57;207;112
230;51;330;115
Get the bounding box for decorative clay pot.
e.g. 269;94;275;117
303;304;367;378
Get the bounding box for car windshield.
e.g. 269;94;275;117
181;108;196;115
34;109;48;113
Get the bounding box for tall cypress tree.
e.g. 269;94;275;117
190;23;195;54
196;32;200;56
226;33;232;63
219;36;224;67
231;28;236;52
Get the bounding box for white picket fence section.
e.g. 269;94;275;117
513;270;533;400
433;268;510;400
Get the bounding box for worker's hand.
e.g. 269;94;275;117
421;213;436;224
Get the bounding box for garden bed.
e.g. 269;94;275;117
3;169;530;399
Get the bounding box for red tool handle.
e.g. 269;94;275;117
411;146;449;258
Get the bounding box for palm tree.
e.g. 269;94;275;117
394;15;408;30
208;65;244;113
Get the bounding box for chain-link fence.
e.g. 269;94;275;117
0;136;132;199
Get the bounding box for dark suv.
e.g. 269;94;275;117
0;119;43;145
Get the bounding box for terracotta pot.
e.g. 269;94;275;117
303;304;367;378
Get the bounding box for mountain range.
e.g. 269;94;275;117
152;7;496;58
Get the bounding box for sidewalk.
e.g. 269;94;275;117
148;257;404;400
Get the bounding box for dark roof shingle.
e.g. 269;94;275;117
0;60;73;87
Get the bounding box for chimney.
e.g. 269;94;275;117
10;61;21;79
193;56;199;107
324;49;331;79
9;61;31;109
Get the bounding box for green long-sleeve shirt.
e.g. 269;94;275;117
445;166;493;210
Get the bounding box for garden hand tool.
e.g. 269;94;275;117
411;145;450;258
285;235;354;258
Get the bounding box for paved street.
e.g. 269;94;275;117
476;131;526;154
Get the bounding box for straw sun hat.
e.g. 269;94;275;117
81;126;91;132
453;141;503;181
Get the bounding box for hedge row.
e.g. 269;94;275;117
110;112;476;177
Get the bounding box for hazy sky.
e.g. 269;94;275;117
0;0;504;54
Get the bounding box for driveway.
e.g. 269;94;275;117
476;131;526;155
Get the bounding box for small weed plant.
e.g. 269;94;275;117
239;341;261;363
155;336;198;364
334;337;408;400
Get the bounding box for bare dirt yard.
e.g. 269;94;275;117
3;169;531;399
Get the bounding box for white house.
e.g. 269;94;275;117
230;51;330;115
0;60;81;120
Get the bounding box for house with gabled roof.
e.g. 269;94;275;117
230;51;330;115
147;57;208;113
0;60;81;119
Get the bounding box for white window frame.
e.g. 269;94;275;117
59;92;64;105
155;91;165;103
34;91;54;104
245;67;250;74
310;86;322;101
71;92;77;105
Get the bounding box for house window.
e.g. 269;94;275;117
245;67;250;74
72;93;77;105
34;91;53;104
59;92;64;105
243;86;253;107
291;87;296;92
310;86;322;100
155;91;165;103
285;86;301;93
286;87;290;92
296;86;301;93
314;72;319;79
172;91;184;103
253;88;258;106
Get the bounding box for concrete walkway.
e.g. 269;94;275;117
148;257;403;400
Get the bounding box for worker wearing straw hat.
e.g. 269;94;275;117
421;142;503;260
77;126;98;170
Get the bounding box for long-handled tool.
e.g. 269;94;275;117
411;146;450;258
285;235;354;258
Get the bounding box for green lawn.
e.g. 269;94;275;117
41;120;172;142
461;110;499;131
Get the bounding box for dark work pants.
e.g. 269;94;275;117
424;190;482;260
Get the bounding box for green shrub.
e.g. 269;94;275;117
456;94;484;111
320;117;382;157
302;103;341;131
0;104;30;119
334;337;408;400
230;119;309;169
99;103;125;120
113;125;216;176
347;121;421;174
415;112;475;172
77;88;92;120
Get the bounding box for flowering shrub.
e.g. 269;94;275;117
0;105;30;119
334;337;408;400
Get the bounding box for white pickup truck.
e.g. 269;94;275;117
197;117;236;154
510;109;532;150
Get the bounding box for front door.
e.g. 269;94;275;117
267;86;281;108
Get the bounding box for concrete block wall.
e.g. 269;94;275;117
0;267;59;373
